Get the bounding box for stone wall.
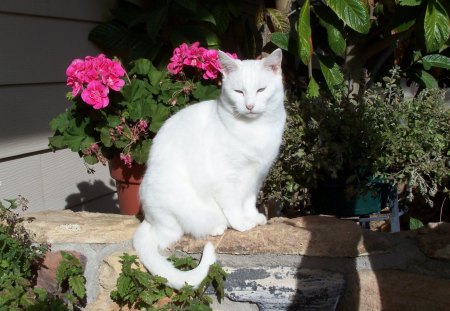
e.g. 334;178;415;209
24;210;450;310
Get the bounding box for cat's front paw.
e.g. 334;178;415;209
210;224;227;236
229;218;257;232
252;213;267;226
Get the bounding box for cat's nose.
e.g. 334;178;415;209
245;103;255;111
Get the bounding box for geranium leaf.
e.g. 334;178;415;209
48;135;66;149
131;140;151;164
149;105;169;132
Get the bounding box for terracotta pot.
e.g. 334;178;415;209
108;156;146;215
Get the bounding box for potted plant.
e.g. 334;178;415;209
49;43;236;215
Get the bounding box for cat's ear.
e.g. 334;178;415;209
263;49;283;74
218;51;239;76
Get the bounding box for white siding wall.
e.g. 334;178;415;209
0;0;119;213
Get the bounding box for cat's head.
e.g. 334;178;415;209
218;49;284;119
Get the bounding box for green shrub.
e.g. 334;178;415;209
0;197;86;310
260;68;450;217
110;253;227;310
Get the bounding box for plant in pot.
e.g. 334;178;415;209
49;43;236;215
261;67;450;226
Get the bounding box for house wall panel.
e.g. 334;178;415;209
0;149;117;213
0;13;101;85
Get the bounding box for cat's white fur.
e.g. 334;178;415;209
133;49;286;289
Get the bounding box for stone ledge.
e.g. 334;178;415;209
22;210;450;310
172;216;394;257
24;210;139;244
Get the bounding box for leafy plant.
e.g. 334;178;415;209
258;0;450;95
55;252;86;309
49;44;222;170
89;0;246;65
260;68;450;218
0;196;49;310
110;253;227;310
0;197;87;310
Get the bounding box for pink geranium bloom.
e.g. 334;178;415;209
137;120;148;133
81;80;110;109
120;153;133;168
102;61;126;91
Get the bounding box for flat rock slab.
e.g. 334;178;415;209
172;216;393;257
23;210;140;243
224;266;345;311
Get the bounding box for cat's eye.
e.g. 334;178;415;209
257;87;266;93
234;90;244;95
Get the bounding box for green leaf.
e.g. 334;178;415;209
117;275;132;296
100;127;113;147
266;8;290;33
132;59;153;76
409;217;424;230
307;76;320;98
69;275;86;299
325;0;371;34
131;140;151;164
128;99;154;121
196;7;217;25
399;0;424;6
139;291;157;305
316;6;346;56
149;104;170;133
270;32;289;51
408;69;439;88
424;0;450;52
192;84;221;101
318;55;345;90
297;0;312;65
49;112;70;132
422;54;450;70
48;135;66;149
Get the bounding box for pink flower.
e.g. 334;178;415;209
115;125;124;135
120;153;133;168
81;80;110;109
66;54;126;106
137;120;148;133
167;42;239;80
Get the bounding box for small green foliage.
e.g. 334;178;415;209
0;197;86;310
110;253;227;310
56;251;86;308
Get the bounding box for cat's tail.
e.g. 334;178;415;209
133;221;216;290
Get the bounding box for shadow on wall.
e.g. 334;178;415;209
65;180;119;213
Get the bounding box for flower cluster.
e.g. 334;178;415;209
167;42;238;80
66;54;126;109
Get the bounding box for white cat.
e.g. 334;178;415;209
133;49;286;289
